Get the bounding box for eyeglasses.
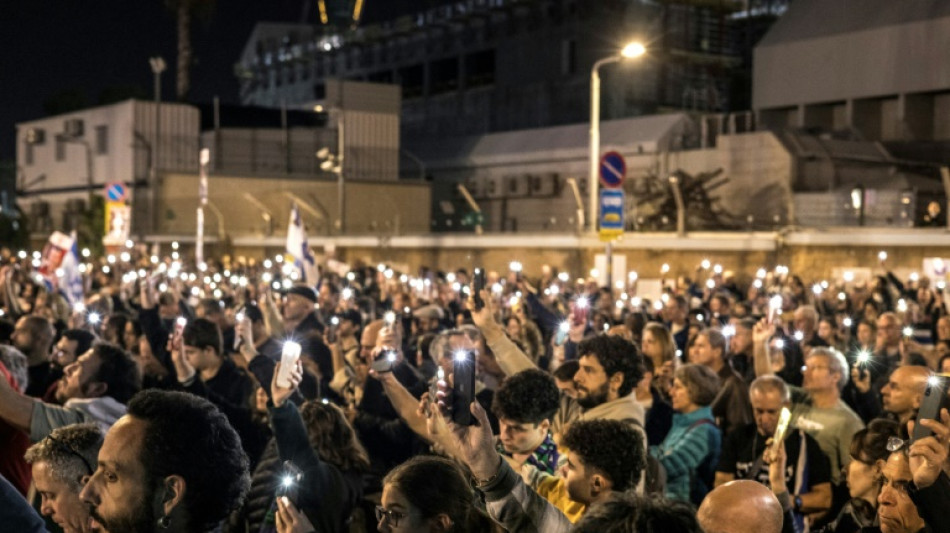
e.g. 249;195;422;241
45;434;94;476
375;506;408;527
886;436;910;453
801;364;830;373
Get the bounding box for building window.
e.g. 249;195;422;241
562;39;576;76
56;137;66;161
95;125;108;155
24;143;34;166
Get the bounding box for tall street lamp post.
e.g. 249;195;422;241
149;56;166;235
588;42;646;235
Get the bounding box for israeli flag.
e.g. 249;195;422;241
285;203;319;284
60;231;84;305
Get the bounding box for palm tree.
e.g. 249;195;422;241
164;0;216;101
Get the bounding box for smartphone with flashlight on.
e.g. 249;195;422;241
174;316;187;339
276;341;302;389
233;308;246;352
855;350;871;381
572;297;590;326
472;268;486;310
452;350;477;426
371;349;398;374
276;460;303;506
509;261;523;282
912;376;948;442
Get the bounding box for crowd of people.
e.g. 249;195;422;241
0;242;949;533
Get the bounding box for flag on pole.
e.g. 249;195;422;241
286;203;319;284
60;231;84;305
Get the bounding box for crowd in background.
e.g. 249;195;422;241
0;242;948;533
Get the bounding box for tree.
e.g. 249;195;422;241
163;0;216;102
43;89;89;116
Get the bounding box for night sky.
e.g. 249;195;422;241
0;0;435;160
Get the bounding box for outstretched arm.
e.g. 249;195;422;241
468;289;535;376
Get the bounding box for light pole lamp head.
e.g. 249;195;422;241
316;147;331;160
620;42;646;59
320;160;335;171
149;57;167;74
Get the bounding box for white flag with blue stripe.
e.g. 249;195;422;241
60;231;84;305
285;203;318;284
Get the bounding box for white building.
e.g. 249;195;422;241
16;99;199;235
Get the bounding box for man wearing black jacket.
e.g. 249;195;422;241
170;318;268;467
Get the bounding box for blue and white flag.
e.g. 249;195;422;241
285;203;319;284
60;231;84;305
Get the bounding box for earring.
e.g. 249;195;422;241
157;515;170;529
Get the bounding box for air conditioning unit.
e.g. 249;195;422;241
484;176;504;198
575;177;588;195
63;119;84;137
505;175;529;197
30;201;50;217
65;198;86;213
529;173;559;197
25;128;46;145
462;177;483;199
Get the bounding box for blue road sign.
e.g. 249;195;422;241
599;189;624;241
599;151;626;189
105;182;126;202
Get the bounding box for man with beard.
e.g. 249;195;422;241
572;334;645;430
0;343;138;442
80;389;250;533
43;329;97;403
24;423;103;533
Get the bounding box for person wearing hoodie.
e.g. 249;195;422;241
0;342;139;442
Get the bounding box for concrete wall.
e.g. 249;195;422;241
754;14;950;141
754;15;950;109
157;173;431;237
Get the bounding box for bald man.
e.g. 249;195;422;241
881;366;931;426
697;480;783;533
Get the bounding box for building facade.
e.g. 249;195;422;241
235;0;776;141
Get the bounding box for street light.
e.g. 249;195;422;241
315;120;345;233
149;57;166;235
589;41;646;235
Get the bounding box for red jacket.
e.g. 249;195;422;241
0;361;33;495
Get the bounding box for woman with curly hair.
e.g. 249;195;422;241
243;362;370;533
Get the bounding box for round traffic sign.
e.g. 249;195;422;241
104;182;127;202
599;151;626;189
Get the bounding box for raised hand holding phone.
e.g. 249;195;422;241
271;357;303;407
907;407;950;489
433;378;500;483
171;317;195;382
275;494;315;533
